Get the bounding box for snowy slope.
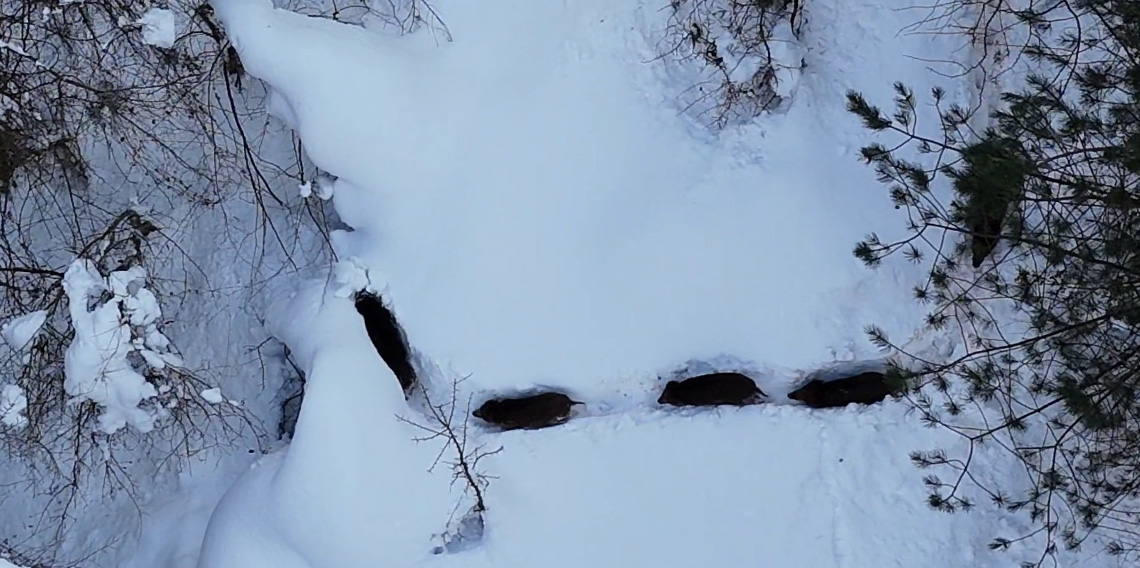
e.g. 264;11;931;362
176;0;1114;567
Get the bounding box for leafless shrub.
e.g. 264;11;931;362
1;540;91;568
0;209;267;560
656;0;805;127
283;0;452;41
399;377;500;513
0;0;335;562
900;0;1037;78
398;377;501;553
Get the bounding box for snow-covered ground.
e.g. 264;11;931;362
1;0;1123;565
211;0;941;396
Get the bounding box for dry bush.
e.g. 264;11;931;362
398;377;501;554
0;0;452;562
0;0;339;561
657;0;805;127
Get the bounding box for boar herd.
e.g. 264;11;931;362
472;369;902;431
353;290;907;434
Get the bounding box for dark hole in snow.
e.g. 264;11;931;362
353;290;417;396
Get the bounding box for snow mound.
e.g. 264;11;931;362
59;259;184;434
199;388;224;404
196;274;458;568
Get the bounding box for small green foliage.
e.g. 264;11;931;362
846;91;892;131
990;537;1012;551
853;234;886;267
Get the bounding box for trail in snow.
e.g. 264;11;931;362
455;356;892;430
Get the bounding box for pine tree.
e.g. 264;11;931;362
847;0;1140;562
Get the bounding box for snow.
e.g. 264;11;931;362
200;388;224;404
313;176;334;200
768;20;805;100
0;41;29;57
330;257;372;298
0;558;27;568
137;8;177;49
202;273;1026;568
1;310;47;351
298;177;334;200
61;260;159;434
0;384;27;428
124;286;160;326
458;404;1033;568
